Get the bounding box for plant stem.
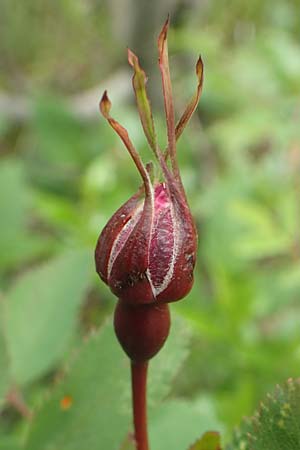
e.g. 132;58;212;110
131;360;149;450
6;386;33;419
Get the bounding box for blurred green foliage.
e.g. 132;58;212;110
0;0;300;449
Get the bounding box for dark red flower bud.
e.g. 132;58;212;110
95;18;204;305
95;178;197;304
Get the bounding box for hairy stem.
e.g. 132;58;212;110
131;360;149;450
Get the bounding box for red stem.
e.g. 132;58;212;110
131;360;149;450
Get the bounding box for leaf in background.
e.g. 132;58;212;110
230;200;292;260
3;249;92;385
149;399;222;450
24;322;130;450
147;314;191;406
280;263;300;293
226;378;300;450
260;31;300;90
188;431;222;450
24;315;191;450
0;159;48;273
119;434;135;450
0;310;10;406
33;98;89;167
0;160;28;241
0;433;21;450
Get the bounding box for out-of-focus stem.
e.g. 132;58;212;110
6;386;33;419
131;360;149;450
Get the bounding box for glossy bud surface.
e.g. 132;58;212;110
114;300;170;362
95;181;197;304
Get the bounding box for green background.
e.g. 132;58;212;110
0;1;300;448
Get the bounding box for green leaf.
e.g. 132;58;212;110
0;313;10;406
33;98;89;167
230;200;292;260
119;434;135;450
24;322;130;450
149;398;221;450
0;160;28;240
3;249;92;385
147;314;191;405
189;431;222;450
0;433;21;450
226;378;300;450
24;315;191;450
0;159;48;272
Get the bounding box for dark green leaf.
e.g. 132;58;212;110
189;431;222;450
226;378;300;450
0;312;10;406
149;399;221;450
24;315;191;450
3;249;92;385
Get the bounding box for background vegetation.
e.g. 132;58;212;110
1;1;300;449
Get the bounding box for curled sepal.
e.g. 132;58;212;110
128;49;157;153
99;90;111;117
157;16;178;180
99;91;151;194
175;55;204;142
128;48;174;185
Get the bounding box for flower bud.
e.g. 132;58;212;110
95;179;197;304
95;17;203;306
